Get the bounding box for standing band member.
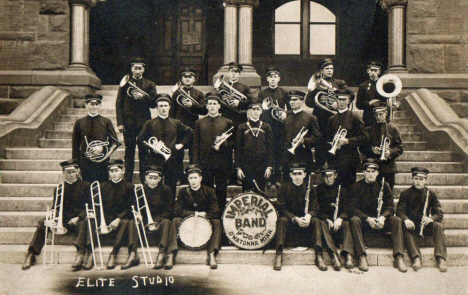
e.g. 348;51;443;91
116;58;158;182
166;164;222;270
397;167;447;272
22;160;89;271
236;101;274;192
282;91;321;182
193;93;234;209
362;102;403;189
315;166;355;269
349;159;407;272
137;94;193;197
72;94;119;183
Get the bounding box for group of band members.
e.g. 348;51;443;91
21;57;447;273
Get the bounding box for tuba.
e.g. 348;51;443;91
213;126;234;150
120;74;151;99
308;72;339;114
261;96;288;122
172;81;201;116
328;126;347;155
376;74;402;119
288;127;308;155
84;135;124;163
379;136;391;161
143;137;171;161
213;75;248;113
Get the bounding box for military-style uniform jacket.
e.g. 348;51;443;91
193;115;234;170
325;110;366;166
235;119;274;169
349;179;394;219
219;81;253;127
170;86;206;129
396;186;444;223
277;181;319;221
283;110;322;161
142;183;174;221
174;186;221;219
258;86;289;132
116;76;158;128
356;79;387;126
53;179;90;223
99;179;135;222
362;122;403;174
315;182;350;221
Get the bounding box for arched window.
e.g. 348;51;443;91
275;1;336;57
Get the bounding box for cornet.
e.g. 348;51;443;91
143;137;171;161
172;81;201;116
84;135;124;163
213;126;234;150
328;126;347;155
379;136;391;161
288;127;308;155
213;75;248;113
261;96;287;121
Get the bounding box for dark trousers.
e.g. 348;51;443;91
403;221;447;260
350;215;405;258
148;218;171;253
378;173;395;190
336;163;359;188
319;220;354;257
80;159;109;183
28;218;87;255
239;164;268;192
167;217;222;255
275;217;321;251
86;218;139;254
314;109;333;168
202;167;229;210
123;125;145;183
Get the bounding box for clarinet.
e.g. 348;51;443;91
333;185;342;222
376;177;385;218
304;174;312;215
419;190;430;237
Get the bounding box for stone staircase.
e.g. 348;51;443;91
0;85;467;267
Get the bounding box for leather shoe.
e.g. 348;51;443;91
345;254;354;269
83;253;94;270
107;254;116;269
164;252;174;270
273;251;282;271
437;257;447;272
331;253;341;271
121;252;140;270
22;252;36;270
207;252;217;269
412;257;422;271
71;253;84;271
394;254;407;273
358;255;368;272
315;252;328;271
153;253;165;270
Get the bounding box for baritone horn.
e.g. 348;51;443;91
379;136;391;161
328;126;347;155
307;71;339;114
143;137;171;160
213;75;248;113
213;126;234;150
376;74;402;119
287;127;308;155
261;96;287;121
172;81;200;116
120;74;151;99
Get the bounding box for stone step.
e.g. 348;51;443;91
400;132;423;142
53;121;118;130
393;185;468;200
392;111;409;119
393;125;419;133
396;162;466;173
398;151;454;162
391;117;413;125
65;108;115;116
44;130;124;141
57;115;117;122
401;141;427;151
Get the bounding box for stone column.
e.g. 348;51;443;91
224;1;238;66
381;0;408;73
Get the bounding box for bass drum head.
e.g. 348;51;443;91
178;215;213;250
222;193;277;250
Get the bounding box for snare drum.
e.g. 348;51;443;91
178;215;213;250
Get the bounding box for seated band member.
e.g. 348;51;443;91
362;102;403;189
315;166;354;269
72;94;119;182
275;163;340;271
349;159;407;272
282;91;321;182
397;167;448;272
236;101;274;192
166;164;222;270
325;92;366;187
193;93;234;209
22;160;89;271
139;165;174;270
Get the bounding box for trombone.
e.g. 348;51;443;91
143;136;171;161
172;81;201;116
328;126;347;155
288;127;308;155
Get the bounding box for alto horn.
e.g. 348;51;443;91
328;126;347;155
262;96;287;121
143;136;171;161
120;74;151;99
172;81;200;116
213;75;248;113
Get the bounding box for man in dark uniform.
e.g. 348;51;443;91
274;163;341;271
282;90;321;182
72;94;119;182
166;164;222;269
361;102;403;189
116;58;158;182
137;94;193;197
22;160;89;271
397;167;447;272
235;101;274;192
349;159;407;272
315;166;355;269
137;165;174;269
193;93;234;209
257;66;288;184
356;61;388;127
325;92;366;187
305;58;354;171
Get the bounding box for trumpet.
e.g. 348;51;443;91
172;81;200;116
379;136;391;161
328;126;347;155
120;74;151;99
377;74;402;120
43;182;68;269
308;71;339;114
84;135;124;163
213;126;234;150
287;127;308;155
213;75;248;113
376;177;385;218
419;190;430;237
332;185;342;223
261;96;287;121
143;137;171;161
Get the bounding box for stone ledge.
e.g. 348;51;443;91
394;73;468;88
408;35;468;45
0;70;101;89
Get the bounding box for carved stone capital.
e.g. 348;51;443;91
68;0;99;8
380;0;408;11
222;0;259;8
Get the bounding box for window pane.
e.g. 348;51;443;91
310;2;336;23
275;0;300;23
309;25;335;55
275;24;300;55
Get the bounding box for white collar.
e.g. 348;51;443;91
65;180;76;185
87;113;99;117
159;114;169;119
148;184;158;189
338;108;348;114
132;76;143;80
191;185;201;191
292;181;304;187
249;118;260;122
208;113;219;118
293;108;303;114
111;179;122;184
269;85;278;90
365;179;376;184
370;77;379;82
230;80;238;84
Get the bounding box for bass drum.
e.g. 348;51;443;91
222;193;277;250
178;215;213;250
